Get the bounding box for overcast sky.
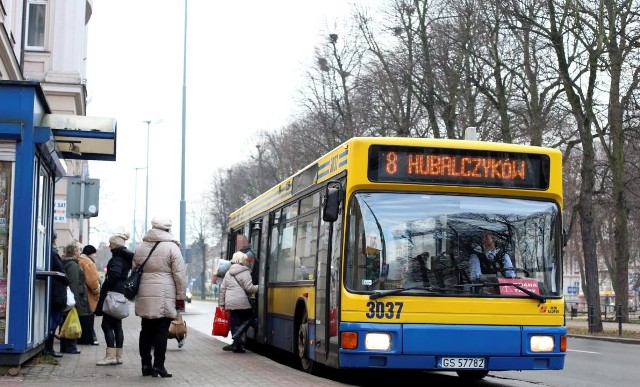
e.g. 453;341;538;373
85;0;358;246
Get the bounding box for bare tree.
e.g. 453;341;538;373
187;199;216;300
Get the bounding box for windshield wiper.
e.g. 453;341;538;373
490;282;547;303
370;286;463;300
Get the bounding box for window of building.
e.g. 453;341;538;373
26;0;48;49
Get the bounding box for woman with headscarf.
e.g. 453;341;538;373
60;240;90;354
78;244;101;345
94;232;133;366
133;217;186;378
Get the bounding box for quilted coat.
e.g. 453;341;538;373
219;264;258;311
132;228;187;319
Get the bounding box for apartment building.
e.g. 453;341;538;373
0;0;116;365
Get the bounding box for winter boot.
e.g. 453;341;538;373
231;339;246;353
115;348;123;364
96;347;117;365
44;333;62;358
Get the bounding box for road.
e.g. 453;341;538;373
183;299;640;386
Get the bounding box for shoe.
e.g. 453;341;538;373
151;367;172;378
44;350;63;358
222;344;233;351
61;349;81;354
91;340;100;346
141;365;153;376
177;338;185;348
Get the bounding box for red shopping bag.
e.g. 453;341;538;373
212;306;230;336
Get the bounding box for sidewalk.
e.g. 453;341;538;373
0;310;347;386
565;316;640;345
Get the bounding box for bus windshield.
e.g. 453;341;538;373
345;193;562;298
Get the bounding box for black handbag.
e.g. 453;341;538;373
123;242;160;300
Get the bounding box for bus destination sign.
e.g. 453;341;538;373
368;145;550;189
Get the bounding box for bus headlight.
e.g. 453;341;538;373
530;335;555;352
365;333;391;351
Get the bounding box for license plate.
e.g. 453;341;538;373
440;357;485;369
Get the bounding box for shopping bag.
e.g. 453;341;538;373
212;306;230;337
64;286;76;312
59;307;82;339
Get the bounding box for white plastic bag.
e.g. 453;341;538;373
65;286;76;311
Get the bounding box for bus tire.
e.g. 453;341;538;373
296;311;314;374
456;370;488;380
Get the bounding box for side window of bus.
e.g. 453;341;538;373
276;221;297;282
295;213;317;280
268;212;280;283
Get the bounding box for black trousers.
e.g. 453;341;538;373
101;313;124;348
78;314;95;344
139;317;172;368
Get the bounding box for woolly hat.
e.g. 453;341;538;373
109;232;130;247
151;216;172;231
82;244;97;255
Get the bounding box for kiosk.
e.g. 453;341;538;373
0;80;116;365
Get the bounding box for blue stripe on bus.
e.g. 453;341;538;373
337;322;565;370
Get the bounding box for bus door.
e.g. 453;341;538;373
251;215;269;344
315;182;344;367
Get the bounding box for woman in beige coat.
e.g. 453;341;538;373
219;251;258;353
133;217;187;378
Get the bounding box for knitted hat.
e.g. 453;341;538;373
82;244;97;255
151;216;172;231
109;232;130;247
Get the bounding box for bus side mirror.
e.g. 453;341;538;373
323;183;343;222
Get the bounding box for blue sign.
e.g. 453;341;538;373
566;286;578;295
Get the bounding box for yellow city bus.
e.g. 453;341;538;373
224;136;566;380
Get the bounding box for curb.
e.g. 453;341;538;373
567;334;640;345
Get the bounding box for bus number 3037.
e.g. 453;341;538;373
365;301;403;319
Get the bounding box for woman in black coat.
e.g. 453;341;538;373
94;232;133;366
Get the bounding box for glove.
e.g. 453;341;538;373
175;299;185;312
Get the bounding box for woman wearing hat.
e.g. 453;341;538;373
133;217;187;378
94;232;133;365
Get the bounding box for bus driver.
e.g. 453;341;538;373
469;230;515;281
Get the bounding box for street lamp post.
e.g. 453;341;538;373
132;167;145;251
180;0;188;255
143;120;151;231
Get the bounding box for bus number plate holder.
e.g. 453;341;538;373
439;357;486;369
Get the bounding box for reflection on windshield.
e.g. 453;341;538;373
344;193;561;298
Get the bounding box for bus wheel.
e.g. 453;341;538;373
296;311;313;373
456;370;488;380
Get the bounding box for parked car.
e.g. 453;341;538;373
185;288;192;303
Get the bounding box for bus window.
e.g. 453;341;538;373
344;192;561;296
294;213;317;280
275;221;296;282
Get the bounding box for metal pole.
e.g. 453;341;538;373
133;167;143;251
133;169;137;249
79;162;87;244
179;0;188;254
143;120;151;231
